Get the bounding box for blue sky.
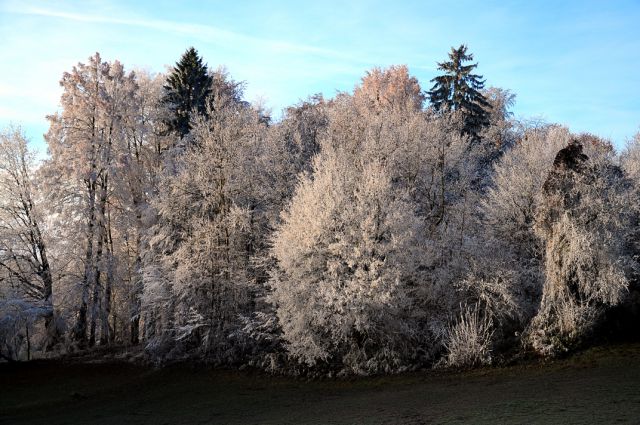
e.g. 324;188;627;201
1;0;639;154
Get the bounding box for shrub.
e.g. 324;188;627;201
442;304;494;368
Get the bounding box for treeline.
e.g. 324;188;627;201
1;46;640;374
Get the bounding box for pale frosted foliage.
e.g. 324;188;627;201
9;52;640;370
483;126;569;250
245;97;328;247
46;54;137;183
455;272;518;323
445;268;517;367
528;148;633;356
0;296;55;361
443;305;494;368
269;85;496;372
326;93;478;288
479;87;516;152
0;128;46;298
0;127;57;353
271;148;423;373
140;262;172;347
482;128;633;354
353;65;424;113
171;211;251;348
621;131;640;183
271;95;327;182
44;53;145;346
529;298;599;358
143;93;267;360
479;126;570;320
545;216;626;305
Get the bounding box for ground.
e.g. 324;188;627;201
2;344;640;424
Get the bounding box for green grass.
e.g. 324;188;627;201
2;343;640;424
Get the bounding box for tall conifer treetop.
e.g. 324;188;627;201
163;47;213;138
428;44;491;141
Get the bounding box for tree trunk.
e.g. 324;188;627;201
90;178;108;347
25;322;31;361
130;210;143;345
102;205;115;345
74;179;97;348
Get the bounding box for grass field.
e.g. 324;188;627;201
2;344;640;424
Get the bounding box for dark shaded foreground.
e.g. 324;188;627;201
2;344;640;424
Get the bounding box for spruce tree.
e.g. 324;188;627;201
428;45;491;141
163;47;212;138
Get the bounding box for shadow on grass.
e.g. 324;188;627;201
2;343;640;424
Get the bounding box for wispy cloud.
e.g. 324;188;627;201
13;5;375;65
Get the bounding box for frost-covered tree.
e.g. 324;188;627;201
0;128;53;307
275;94;328;177
436;125;573;364
354;65;425;113
527;139;635;355
0;127;57;351
143;82;268;361
479;87;517;161
45;53;138;347
9;47;640;371
267;72;485;373
619;131;640;321
270;146;425;374
480;125;570;322
621;131;640;182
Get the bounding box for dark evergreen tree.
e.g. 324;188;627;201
163;47;213;138
428;45;491;141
